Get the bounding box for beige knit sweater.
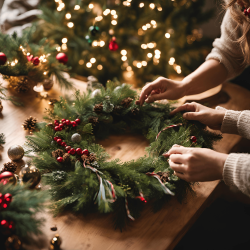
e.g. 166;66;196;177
206;4;250;196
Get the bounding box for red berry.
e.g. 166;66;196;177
61;119;66;123
71;121;77;127
54;136;59;141
3;193;12;205
57;139;62;145
54;120;59;125
75;118;81;124
82;149;89;156
59;123;64;128
1;220;9;228
191;136;197;143
61;142;67;147
76;148;82;155
70;148;76;155
57;157;63;163
8;221;14;230
33;56;40;66
65;120;70;126
65;146;71;152
55;126;60;131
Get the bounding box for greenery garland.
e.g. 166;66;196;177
25;81;222;229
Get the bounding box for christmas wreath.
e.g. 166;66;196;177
25;81;221;229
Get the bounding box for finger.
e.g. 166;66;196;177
145;92;168;103
162;144;181;157
174;171;186;181
139;84;154;106
169;154;187;164
169;160;186;173
167;145;187;155
151;89;161;95
169;102;197;116
182;112;201;121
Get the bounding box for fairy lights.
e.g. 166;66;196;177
74;5;80;10
67;22;74;28
88;3;94;9
90;58;96;63
62;38;67;43
139;3;144;7
65;13;71;19
165;33;171;38
169;57;175;65
86;62;92;68
97;65;103;70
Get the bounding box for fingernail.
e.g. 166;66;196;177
162;151;169;157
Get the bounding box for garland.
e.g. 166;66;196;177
25;81;222;229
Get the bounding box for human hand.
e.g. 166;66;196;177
136;77;187;106
164;145;228;182
170;102;226;130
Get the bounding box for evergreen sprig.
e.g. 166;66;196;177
25;81;222;229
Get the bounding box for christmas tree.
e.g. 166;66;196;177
31;0;214;85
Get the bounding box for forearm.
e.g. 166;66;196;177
182;59;228;96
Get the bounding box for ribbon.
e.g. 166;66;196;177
135;192;147;203
125;197;135;221
156;123;182;140
146;172;175;196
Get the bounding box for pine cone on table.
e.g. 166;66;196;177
156;171;170;183
1;162;17;174
52;149;64;159
93;103;103;114
22;116;37;132
121;97;133;108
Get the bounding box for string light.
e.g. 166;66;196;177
123;1;131;7
113;14;118;19
62;44;67;50
121;50;127;55
67;22;74;28
103;9;110;15
127;66;132;71
92;41;98;46
157;6;162;11
169;57;175;65
121;56;127;61
142;61;147;66
97;65;103;70
86;62;92;68
149;3;155;9
139;3;144;8
79;59;84;65
95;16;103;21
62;38;67;43
165;33;171;38
146;23;151;28
111;20;117;25
65;13;71;19
142;25;147;31
141;44;147;49
147;53;153;58
88;3;94;9
151;20;156;25
137;62;142;68
147;43;154;49
56;47;61;52
111;10;116;15
74;5;80;10
90;58;96;63
100;41;105;47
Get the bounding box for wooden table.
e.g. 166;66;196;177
0;77;249;250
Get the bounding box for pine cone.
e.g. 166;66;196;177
130;107;140;116
88;116;99;126
93;103;103;114
13;76;31;93
63;153;71;162
0;100;3;113
121;97;133;108
156;171;170;183
52;149;64;159
1;162;17;174
22;116;37;132
88;153;96;163
112;106;123;116
81;154;88;162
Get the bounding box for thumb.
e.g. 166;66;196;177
183;112;200;121
145;92;167;103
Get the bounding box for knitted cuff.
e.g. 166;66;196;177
221;110;241;135
238;111;250;139
223;153;241;187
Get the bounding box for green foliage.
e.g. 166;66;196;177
30;0;214;85
25;81;221;229
0;184;47;241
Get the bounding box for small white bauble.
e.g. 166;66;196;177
71;133;82;143
113;86;122;93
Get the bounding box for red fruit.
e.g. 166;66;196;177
57;139;62;145
61;142;67;147
70;148;76;155
191;136;197;143
71;121;77;127
8;221;14;230
54;136;59;141
59;123;64;129
1;220;9;228
82;149;89;156
3;193;12;205
54;120;59;126
65;120;70;126
65;146;71;152
61;119;66;123
54;126;60;131
76;148;82;155
75;118;81;124
56;53;68;64
33;56;40;66
57;157;63;163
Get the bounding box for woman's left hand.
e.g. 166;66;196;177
164;145;228;182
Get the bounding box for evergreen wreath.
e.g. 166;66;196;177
25;81;222;229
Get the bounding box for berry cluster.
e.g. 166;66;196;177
54;118;81;131
1;219;14;230
244;8;250;17
0;193;12;209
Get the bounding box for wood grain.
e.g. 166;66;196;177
1;78;250;250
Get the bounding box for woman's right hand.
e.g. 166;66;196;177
136;77;187;106
170;102;226;130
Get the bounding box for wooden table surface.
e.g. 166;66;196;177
0;77;249;250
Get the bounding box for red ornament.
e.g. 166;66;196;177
57;157;63;163
65;146;71;152
27;55;34;62
0;52;7;65
54;120;59;126
76;148;82;155
61;142;67;147
0;172;14;185
8;221;14;230
59;123;64;129
82;149;89;156
3;193;12;205
75;118;81;124
71;121;77;127
109;37;119;51
191;136;197;143
57;139;62;145
33;56;40;66
1;220;9;228
54;136;59;141
0;193;2;204
54;126;60;131
69;148;76;155
61;119;66;123
65;120;70;126
56;53;68;64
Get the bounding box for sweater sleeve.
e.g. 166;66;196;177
223;153;250;197
221;110;250;139
205;9;247;80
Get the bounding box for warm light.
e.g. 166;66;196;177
142;61;147;66
62;38;68;43
100;41;105;47
138;29;144;36
95;16;103;21
86;62;92;68
121;56;127;61
137;62;142;68
121;50;127;55
57;7;62;11
155;54;160;59
151;20;156;25
148;43;154;49
141;44;147;49
111;10;116;15
165;33;171;38
61;3;65;8
27;52;30;56
11;62;15;66
56;47;61;52
79;59;84;65
149;3;155;9
62;44;67;50
142;25;147;31
92;41;98;46
139;3;144;7
74;5;80;10
111;20;117;25
146;23;151;28
90;58;96;63
88;3;94;9
67;22;74;28
147;53;153;58
14;59;18;63
43;72;47;75
103;9;110;15
169;57;175;65
113;14;118;19
127;66;132;71
158;6;162;11
97;65;103;70
155;49;161;54
65;13;71;19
